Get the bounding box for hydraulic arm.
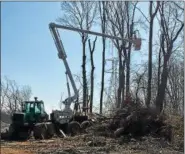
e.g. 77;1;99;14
49;24;78;110
49;23;142;47
49;22;142;111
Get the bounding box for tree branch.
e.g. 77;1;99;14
135;5;149;23
172;22;184;43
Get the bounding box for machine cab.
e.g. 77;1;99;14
22;97;48;123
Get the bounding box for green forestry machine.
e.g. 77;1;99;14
8;96;86;141
8;97;55;140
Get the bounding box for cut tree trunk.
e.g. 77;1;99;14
89;37;97;113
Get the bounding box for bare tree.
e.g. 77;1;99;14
99;1;107;114
1;76;32;114
105;2;138;108
88;36;97;113
105;2;127;108
155;1;184;113
58;1;97;112
20;85;32;101
1;77;9;110
166;59;184;114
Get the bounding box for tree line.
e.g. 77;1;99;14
2;2;183;116
1;76;32;114
58;1;184;115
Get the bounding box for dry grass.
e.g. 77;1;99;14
1;132;184;154
1;147;33;154
164;114;184;151
167;115;184;138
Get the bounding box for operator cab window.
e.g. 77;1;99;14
40;103;44;112
35;102;41;113
25;103;31;112
30;103;35;112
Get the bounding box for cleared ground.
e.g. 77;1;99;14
1;110;183;154
1;134;183;154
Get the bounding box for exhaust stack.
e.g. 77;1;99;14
34;97;38;101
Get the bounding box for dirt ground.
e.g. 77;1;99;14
1;134;183;154
1;109;183;154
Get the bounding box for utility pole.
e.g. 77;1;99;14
105;41;119;111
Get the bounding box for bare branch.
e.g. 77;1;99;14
135;5;149;23
173;1;184;11
172;22;184;43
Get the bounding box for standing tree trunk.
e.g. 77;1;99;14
125;50;131;98
88;37;97;113
157;46;162;89
99;1;106;114
125;1;133;99
156;55;169;112
121;60;126;108
146;2;153;107
82;35;87;112
117;48;123;108
124;1;138;102
146;1;160;107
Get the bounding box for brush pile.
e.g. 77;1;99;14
1;112;11;140
86;104;172;142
